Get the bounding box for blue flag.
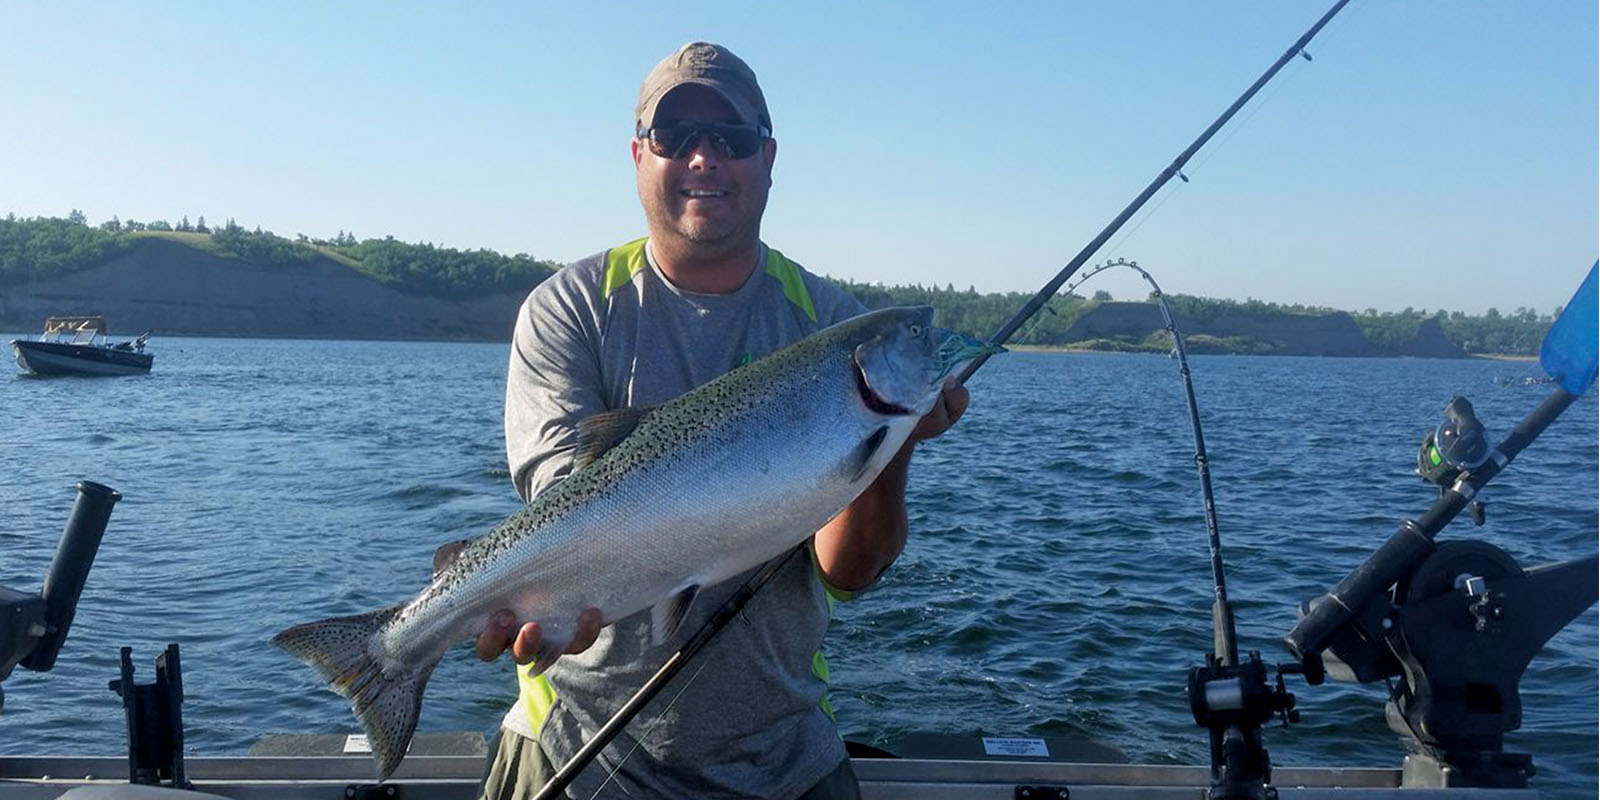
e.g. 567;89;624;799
1539;262;1598;396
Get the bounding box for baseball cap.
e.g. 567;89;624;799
636;42;772;135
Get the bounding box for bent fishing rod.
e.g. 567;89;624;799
532;3;1351;798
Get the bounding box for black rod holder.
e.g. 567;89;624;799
21;480;119;672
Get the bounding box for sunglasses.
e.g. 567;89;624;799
639;122;769;160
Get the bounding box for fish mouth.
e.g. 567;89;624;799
933;328;1006;377
854;359;915;415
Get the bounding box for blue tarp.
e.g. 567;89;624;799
1539;262;1598;396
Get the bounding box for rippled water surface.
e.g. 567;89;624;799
1;336;1595;796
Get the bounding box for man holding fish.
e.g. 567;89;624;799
274;39;990;797
479;43;973;799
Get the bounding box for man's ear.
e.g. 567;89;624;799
631;137;644;168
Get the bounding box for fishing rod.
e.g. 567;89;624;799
1284;263;1600;666
534;4;1351;797
954;3;1351;795
532;550;800;800
1269;265;1598;789
1057;260;1302;799
1055;260;1239;663
956;0;1351;384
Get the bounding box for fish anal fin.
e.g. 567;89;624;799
650;585;700;646
574;407;653;470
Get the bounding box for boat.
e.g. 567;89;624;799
11;316;154;377
0;290;1588;799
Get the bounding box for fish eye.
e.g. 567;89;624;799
908;323;923;336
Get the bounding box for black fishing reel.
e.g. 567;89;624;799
1415;396;1490;525
1187;651;1309;731
1187;651;1321;800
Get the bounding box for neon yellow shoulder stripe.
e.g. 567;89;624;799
811;650;837;721
807;543;843;722
764;248;817;323
602;237;650;298
607;240;816;324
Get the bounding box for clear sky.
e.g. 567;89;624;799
2;1;1594;314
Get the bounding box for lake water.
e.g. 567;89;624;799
1;335;1595;797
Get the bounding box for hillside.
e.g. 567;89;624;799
0;237;531;340
0;214;1553;352
1056;302;1463;357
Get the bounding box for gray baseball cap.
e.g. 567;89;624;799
636;42;772;134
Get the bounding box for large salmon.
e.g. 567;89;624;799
271;305;1000;779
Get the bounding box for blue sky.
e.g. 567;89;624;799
2;1;1594;314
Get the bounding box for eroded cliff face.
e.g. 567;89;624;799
0;239;532;340
1063;302;1465;357
0;241;1471;356
1398;318;1465;358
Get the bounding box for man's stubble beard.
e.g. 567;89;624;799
656;195;767;255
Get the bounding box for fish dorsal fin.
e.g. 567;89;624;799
650;584;700;646
574;407;652;470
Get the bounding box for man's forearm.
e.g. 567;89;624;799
812;442;914;592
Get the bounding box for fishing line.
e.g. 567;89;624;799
1100;52;1314;267
1054;258;1230;624
957;0;1351;384
587;657;713;800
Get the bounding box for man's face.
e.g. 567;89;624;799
633;85;776;254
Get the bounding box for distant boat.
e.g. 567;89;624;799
11;316;154;376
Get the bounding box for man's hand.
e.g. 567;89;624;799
432;539;603;665
912;381;969;441
476;608;603;665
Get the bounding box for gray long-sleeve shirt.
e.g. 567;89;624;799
501;237;866;799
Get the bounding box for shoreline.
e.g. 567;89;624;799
4;331;1543;361
1006;343;1540;360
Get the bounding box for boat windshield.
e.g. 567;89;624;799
42;316;108;345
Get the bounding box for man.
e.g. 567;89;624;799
475;42;969;799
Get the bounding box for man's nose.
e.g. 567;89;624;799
685;135;722;170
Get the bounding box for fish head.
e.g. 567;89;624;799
851;306;1003;417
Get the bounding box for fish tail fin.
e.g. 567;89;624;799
271;604;437;781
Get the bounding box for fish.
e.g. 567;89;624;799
270;305;1002;780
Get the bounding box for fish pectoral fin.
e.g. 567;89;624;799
845;425;891;483
573;406;655;470
650;584;700;646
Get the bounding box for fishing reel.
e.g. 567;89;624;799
1187;649;1320;800
1188;652;1316;732
1415;396;1489;525
1284;389;1599;789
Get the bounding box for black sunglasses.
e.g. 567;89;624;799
639;121;768;160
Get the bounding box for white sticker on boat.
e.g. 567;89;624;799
344;734;371;754
982;737;1049;757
